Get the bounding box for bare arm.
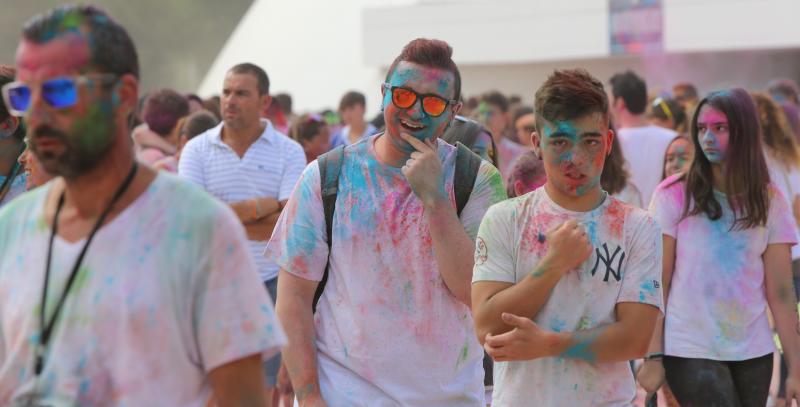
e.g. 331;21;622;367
426;199;478;306
484;302;660;364
229;197;282;225
245;212;282;241
275;269;327;407
636;234;675;393
765;244;800;375
472;220;593;344
208;354;268;407
472;260;568;345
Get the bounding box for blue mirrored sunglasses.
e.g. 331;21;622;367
2;74;118;117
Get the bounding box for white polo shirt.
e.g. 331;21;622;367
179;119;307;282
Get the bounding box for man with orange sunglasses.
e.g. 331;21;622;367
268;38;506;406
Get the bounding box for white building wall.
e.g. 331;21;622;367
198;0;414;115
200;0;800;115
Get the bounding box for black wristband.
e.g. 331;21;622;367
645;353;664;361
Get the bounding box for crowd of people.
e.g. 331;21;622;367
1;4;800;407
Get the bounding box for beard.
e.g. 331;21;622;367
29;122;115;180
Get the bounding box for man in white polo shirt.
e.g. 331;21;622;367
178;62;306;400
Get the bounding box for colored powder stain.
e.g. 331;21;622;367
640;280;658;299
72;104;113;155
402;281;414;311
549;317;567;333
576;316;592;331
79;378;90;395
560;330;601;363
603;200;627;239
70;266;92;292
581;219;599;247
455;341;470;369
241;319;256;334
59;12;83;31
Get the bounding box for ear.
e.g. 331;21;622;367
532;130;543;159
606;128;615;156
451;102;463;117
513;180;527;197
115;74;139;118
261;94;273;113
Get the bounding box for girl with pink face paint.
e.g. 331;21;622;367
644;89;800;406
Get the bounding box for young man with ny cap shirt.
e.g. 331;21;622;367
267;38;506;406
472;69;663;406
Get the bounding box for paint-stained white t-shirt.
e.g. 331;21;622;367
473;188;663;407
650;175;796;360
0;173;286;406
266;136;507;407
617;125;677;207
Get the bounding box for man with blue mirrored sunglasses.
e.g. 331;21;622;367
0;4;285;406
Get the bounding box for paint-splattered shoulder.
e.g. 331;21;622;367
0;182;49;230
767;182;785;199
604;194;658;239
655;174;686;195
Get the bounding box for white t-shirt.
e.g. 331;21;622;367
649;175;797;360
616;125;677;207
766;154;800;260
266;136;507;406
179;119;307;282
0;173;286;406
473;188;663;407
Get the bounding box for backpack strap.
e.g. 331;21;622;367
454;142;482;217
313;145;345;312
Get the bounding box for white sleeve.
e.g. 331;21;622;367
472;202;517;284
616;211;663;311
195;205;286;372
177;137;206;187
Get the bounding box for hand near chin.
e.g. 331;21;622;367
399;132;446;207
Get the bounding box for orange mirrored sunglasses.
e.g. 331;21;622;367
383;83;457;117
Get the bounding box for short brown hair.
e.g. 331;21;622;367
385;38;461;100
289;114;327;144
534;69;609;131
339;91;366;112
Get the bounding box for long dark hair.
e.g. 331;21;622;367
677;88;770;229
601;121;630;195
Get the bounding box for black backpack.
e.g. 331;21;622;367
312;141;482;311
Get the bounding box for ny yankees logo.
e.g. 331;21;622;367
590;243;625;282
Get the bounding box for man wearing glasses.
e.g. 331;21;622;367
0;5;285;406
267;38;506;406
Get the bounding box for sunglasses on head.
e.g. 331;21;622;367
2;74;119;117
383;83;457;117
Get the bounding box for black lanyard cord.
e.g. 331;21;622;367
35;162;139;375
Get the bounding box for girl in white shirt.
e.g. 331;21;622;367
643;88;800;406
